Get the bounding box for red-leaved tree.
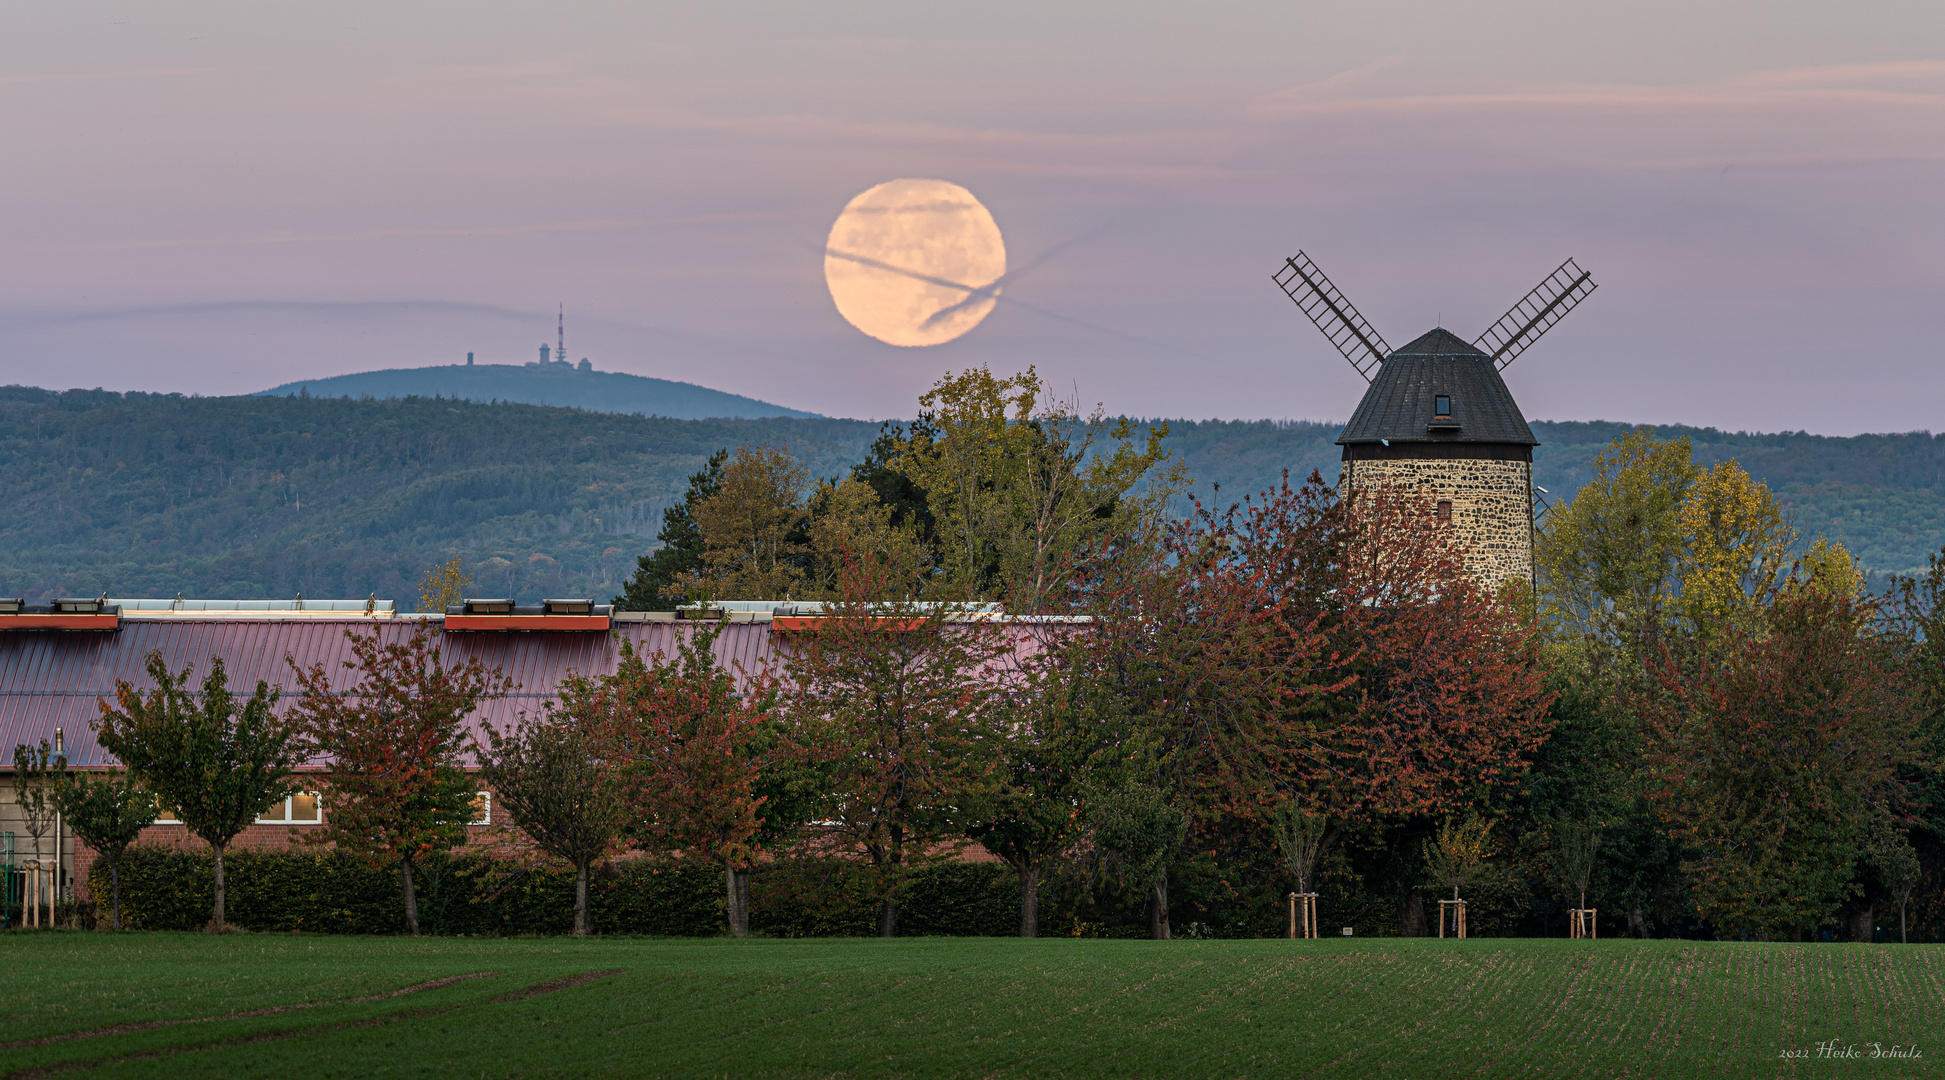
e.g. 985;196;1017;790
1077;471;1553;915
287;626;511;935
583;623;777;937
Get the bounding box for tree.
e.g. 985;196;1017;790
804;476;933;599
1544;816;1602;914
94;653;303;931
11;740;65;924
1535;427;1699;658
52;771;157;930
287;626;511;935
416;557;470;613
968;646;1120;936
1637;585;1921;940
475;710;630;937
1087;784;1189;940
1271;800;1331;902
780;564;1006;936
1870;825;1923;945
1674;459;1791;638
1424;813;1497;908
615;448;726;609
683;443;811;600
587;626;778;937
897;367;1182;606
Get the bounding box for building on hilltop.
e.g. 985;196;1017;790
1275;252;1596;591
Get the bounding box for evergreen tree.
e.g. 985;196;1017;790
614;449;726;608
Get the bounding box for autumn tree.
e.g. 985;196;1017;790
95;653;303;931
1535;427;1699;660
585;625;779;937
683;443;811;600
475;710;630;936
287;626;511;935
1637;584;1921;940
896;366;1183;607
780;562;1006;936
1424;813;1497;903
615;448;726;609
416;557;470;613
52;771;157;930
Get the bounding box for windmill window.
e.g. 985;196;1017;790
1434;395;1451;417
1437;500;1453;522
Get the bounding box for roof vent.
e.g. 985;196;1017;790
0;598;22;614
542;598;593;615
461;598;515;615
54;597;104;614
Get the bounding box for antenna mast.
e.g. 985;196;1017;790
557;304;565;366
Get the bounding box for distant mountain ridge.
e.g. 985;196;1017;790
258;362;820;420
3;385;1943;603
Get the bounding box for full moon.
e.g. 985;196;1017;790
824;178;1006;347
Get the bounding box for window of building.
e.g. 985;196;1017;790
155;804;181;825
256;792;324;824
470;791;492;826
1435;395;1451;416
1437;500;1453;522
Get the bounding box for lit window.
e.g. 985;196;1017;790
1435;395;1451;416
256;792;324;825
155;804;182;825
470;791;492;826
1437;500;1453;522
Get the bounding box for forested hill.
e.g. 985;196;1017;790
3;385;1943;602
258;363;819;420
0;387;875;604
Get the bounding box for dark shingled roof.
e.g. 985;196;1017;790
1336;328;1539;447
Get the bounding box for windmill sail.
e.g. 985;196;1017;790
1474;259;1596;370
1274;252;1391;382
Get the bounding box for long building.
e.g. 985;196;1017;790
0;597;970;908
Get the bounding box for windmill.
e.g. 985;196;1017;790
1272;251;1596;587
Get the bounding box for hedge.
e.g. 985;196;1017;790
91;845;1410;938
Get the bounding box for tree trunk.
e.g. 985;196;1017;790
879;827;902;938
401;857;420;936
110;858;122;932
1850;903;1876;943
1150;871;1171;940
210;842;227;932
1901;900;1908;945
1019;863;1040;938
574;862;591;937
1400;889;1426;937
1627;905;1646;939
726;863;750;939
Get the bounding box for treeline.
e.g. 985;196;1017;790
7;384;1945;603
24;373;1945;942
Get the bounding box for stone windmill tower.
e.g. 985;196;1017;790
1273;252;1596;589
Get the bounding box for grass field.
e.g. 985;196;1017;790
0;933;1938;1078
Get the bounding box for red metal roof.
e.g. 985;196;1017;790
0;619;783;768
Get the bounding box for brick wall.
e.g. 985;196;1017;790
1341;456;1534;589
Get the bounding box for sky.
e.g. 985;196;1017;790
1;1;1941;435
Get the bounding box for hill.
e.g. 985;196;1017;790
3;386;1942;602
258;362;820;419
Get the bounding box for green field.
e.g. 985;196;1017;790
0;934;1937;1078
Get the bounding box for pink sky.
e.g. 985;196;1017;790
1;1;1941;434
